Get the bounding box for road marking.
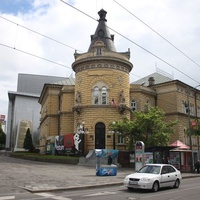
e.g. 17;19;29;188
35;193;72;200
83;191;118;197
35;193;54;197
0;196;15;200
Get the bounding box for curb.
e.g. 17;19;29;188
22;175;200;193
22;182;123;193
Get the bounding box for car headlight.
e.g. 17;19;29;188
124;176;129;181
141;177;151;181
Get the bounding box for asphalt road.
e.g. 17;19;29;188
1;177;200;200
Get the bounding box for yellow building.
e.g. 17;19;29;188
39;9;200;154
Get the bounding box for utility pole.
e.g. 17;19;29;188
186;87;193;172
195;85;200;159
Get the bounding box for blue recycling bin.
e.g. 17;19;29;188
95;149;119;176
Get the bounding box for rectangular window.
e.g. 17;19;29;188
97;48;101;55
190;104;194;116
131;100;136;111
182;102;187;114
118;134;125;144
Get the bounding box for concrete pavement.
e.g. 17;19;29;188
0;154;200;194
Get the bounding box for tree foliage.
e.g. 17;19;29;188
110;106;177;149
23;128;34;152
0;124;6;149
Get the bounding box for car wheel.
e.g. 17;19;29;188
173;179;180;188
152;181;159;192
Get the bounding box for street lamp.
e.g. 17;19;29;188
108;121;119;150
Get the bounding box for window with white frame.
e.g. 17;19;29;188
130;100;136;111
97;48;102;55
101;86;107;104
93;86;99;105
190;103;194;116
146;100;150;110
182;101;188;114
117;134;125;144
92;84;108;105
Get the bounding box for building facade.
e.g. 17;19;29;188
38;9;200;154
6;73;71;151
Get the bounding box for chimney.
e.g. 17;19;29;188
148;77;155;86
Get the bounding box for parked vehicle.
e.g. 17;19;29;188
123;164;182;192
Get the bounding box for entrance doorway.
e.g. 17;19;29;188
95;122;105;149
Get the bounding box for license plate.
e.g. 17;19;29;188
129;180;138;185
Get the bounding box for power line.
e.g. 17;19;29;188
0;15;83;53
113;0;200;70
1;1;199;84
0;43;71;69
59;0;200;85
0;5;143;80
0;12;142;79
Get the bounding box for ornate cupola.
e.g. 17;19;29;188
72;9;133;74
88;9;116;52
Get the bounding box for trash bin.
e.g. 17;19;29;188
96;164;117;176
95;149;118;176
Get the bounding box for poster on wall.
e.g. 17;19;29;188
169;151;180;169
135;141;145;171
46;136;55;154
144;152;153;164
64;134;74;154
14;120;31;151
55;134;76;155
55;136;65;155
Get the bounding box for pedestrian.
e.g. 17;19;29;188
194;160;200;173
107;155;113;165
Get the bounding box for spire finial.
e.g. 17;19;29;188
98;9;107;22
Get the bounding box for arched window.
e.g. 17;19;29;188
101;86;107;105
92;85;108;105
93;86;99;105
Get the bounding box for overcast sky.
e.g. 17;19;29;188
1;0;200;124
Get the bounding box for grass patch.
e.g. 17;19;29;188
10;152;79;164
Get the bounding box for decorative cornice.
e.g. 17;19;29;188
74;62;131;74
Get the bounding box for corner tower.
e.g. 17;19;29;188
72;9;133;152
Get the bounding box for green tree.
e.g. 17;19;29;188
110;117;140;150
110;106;177;149
0;124;6;149
23;128;34;152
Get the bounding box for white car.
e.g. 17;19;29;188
123;164;182;192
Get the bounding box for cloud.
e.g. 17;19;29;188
0;0;200;121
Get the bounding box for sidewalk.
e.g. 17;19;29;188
22;169;200;193
1;154;200;194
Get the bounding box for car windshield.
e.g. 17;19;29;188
138;165;161;174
